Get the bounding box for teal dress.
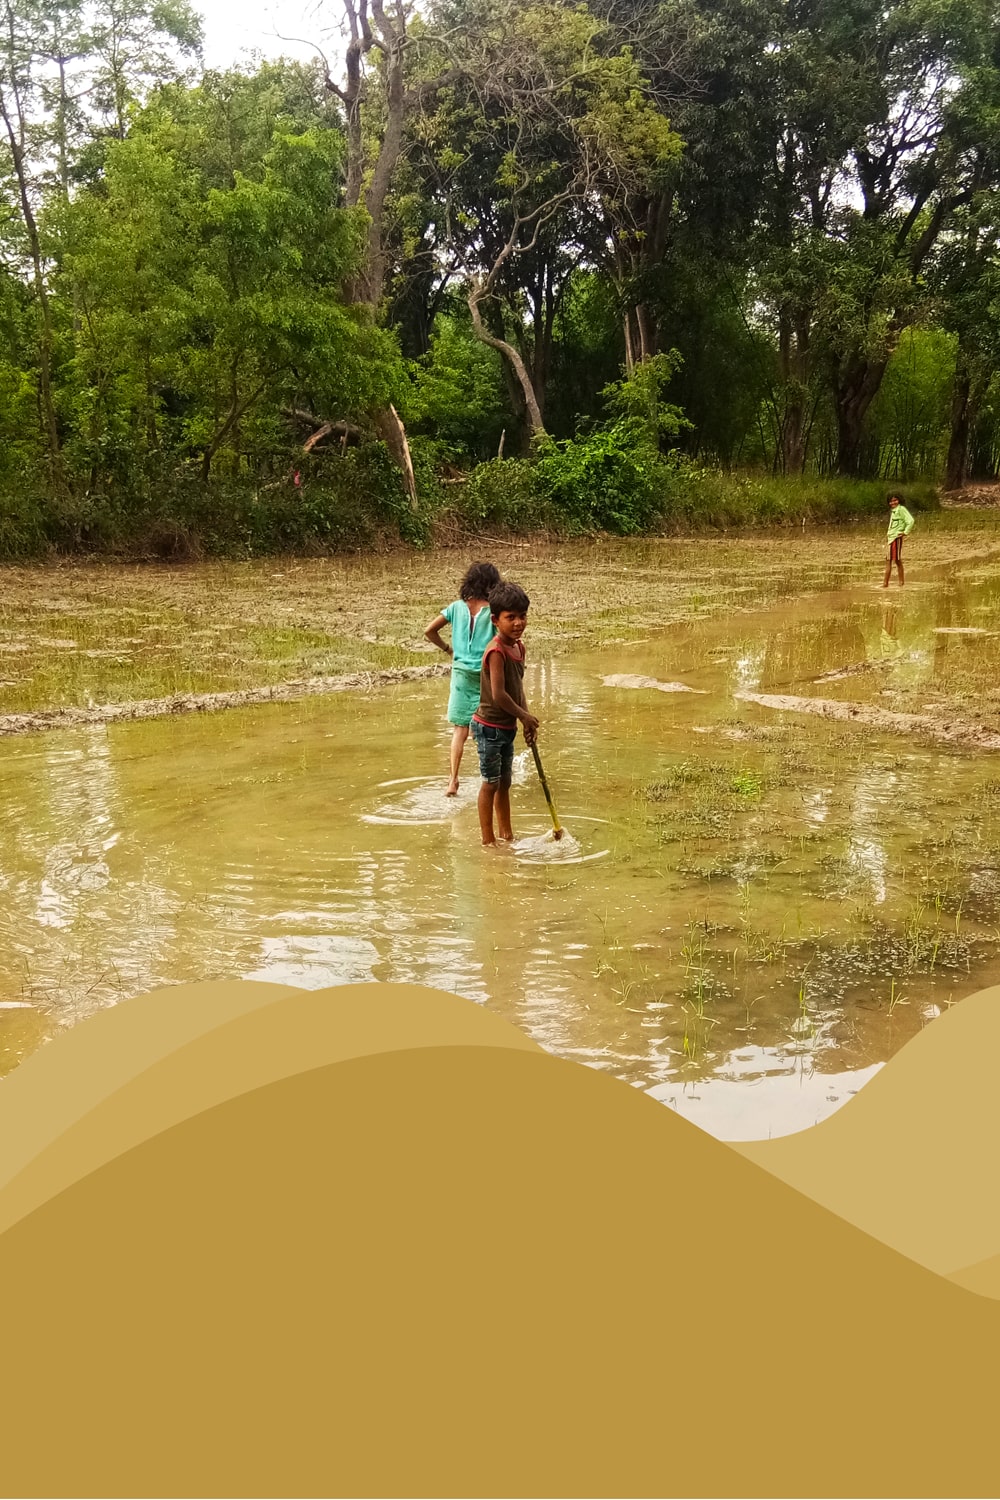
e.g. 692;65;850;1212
442;600;496;726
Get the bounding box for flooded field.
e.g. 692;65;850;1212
4;513;1000;1139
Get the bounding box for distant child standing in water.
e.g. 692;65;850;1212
425;561;501;795
471;581;539;847
883;493;915;588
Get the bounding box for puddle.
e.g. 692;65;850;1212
6;536;1000;1139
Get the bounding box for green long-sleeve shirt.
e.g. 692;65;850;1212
887;505;914;542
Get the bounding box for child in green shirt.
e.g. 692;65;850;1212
883;493;914;588
425;561;500;795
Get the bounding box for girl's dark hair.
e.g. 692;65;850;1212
459;561;501;601
489;580;530;615
888;492;905;504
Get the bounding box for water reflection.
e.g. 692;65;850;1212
648;1053;884;1141
4;565;1000;1139
847;771;890;905
245;934;380;987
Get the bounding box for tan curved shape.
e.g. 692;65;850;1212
736;982;1000;1275
0;981;540;1239
946;1251;1000;1299
0;980;298;1192
0;1041;998;1497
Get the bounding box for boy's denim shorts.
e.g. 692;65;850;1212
472;720;517;786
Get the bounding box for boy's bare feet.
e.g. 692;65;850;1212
445;779;459;796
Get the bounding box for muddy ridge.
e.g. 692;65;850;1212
941;482;1000;509
737;690;1000;750
0;663;451;739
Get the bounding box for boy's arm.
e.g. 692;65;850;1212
488;652;539;741
424;613;453;656
904;509;915;534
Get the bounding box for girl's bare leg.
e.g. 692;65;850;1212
446;725;469;795
897;559;905;586
478;782;497;845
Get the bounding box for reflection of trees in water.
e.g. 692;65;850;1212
757;612;866;693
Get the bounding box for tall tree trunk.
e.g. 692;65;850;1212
374;404;418;509
834;356;889;476
946;361;974;491
525;262;562;430
635;302;656;362
623;311;636;373
469;288;545;438
0;89;64;493
357;38;405;306
777;306;812;475
781;399;807;475
627;191;671;363
326;0;419;496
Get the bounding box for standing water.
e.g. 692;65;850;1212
4;544;1000;1139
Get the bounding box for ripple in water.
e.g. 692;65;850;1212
361;777;478;826
510;830;610;865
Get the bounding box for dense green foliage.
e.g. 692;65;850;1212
0;0;996;556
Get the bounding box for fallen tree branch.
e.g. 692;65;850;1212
283;408;363;451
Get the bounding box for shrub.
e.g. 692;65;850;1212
533;424;670;534
446;457;556;532
0;483;49;558
657;468;940;530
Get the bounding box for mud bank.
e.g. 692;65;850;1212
737;690;1000;750
0;663;450;738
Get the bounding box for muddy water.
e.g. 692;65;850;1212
5;560;1000;1139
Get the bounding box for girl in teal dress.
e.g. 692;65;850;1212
425;561;500;795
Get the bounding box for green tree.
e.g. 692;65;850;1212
932;184;1000;486
89;0;203;142
393;0;680;441
57;64;397;493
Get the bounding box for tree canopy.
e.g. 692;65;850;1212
1;0;999;553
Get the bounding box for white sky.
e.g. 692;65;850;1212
198;0;336;71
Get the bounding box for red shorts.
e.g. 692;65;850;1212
888;536;904;563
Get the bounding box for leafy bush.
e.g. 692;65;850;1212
0;440;942;561
533;423;669;534
525;356;692;535
0;481;49;558
657;466;940;530
404;318;508;461
446;457;556;532
600;351;689;448
0;443;424;560
176;446;417;555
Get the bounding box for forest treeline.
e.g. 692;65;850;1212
0;0;996;556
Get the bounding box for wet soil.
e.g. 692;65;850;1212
4;511;1000;1140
